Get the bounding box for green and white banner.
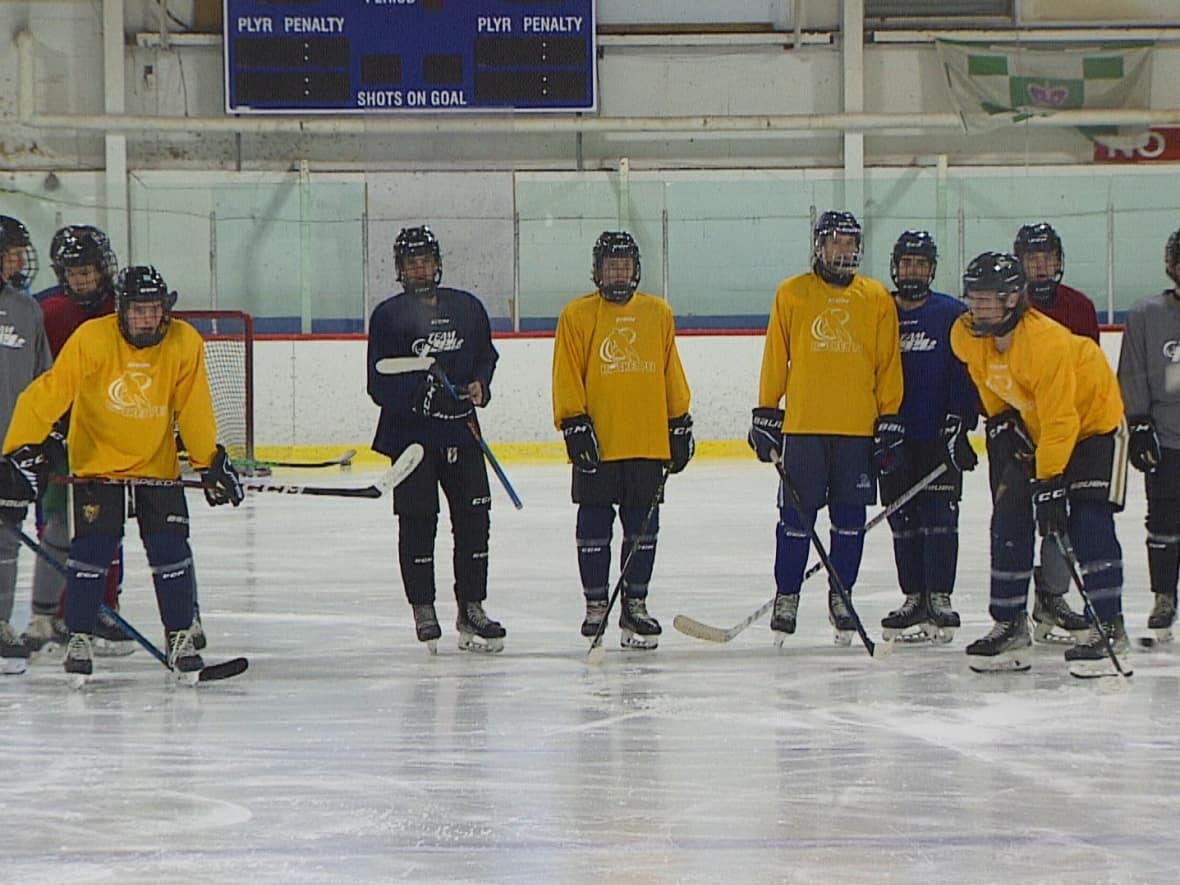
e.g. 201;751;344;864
935;40;1154;148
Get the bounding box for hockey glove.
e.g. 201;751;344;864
201;444;245;508
941;413;978;473
1128;415;1161;474
561;414;600;473
872;414;906;477
668;413;695;474
0;444;46;525
747;407;784;463
416;367;475;422
43;428;68;473
1031;474;1069;538
985;409;1035;467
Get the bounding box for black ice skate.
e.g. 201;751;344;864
881;593;932;643
927;592;960;644
413;603;442;654
0;620;30;676
828;589;856;647
1064;616;1130;678
166;628;205;686
580;597;608;638
93;609;136;658
1031;589;1088;644
456;601;506;653
619;597;661;650
63;632;94;688
770;594;799;647
965;617;1032;673
1147;592;1176;645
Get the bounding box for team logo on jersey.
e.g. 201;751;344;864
900;330;938;353
413;330;463;356
107;371;168;420
1162;340;1180;363
810;308;857;353
598;325;655;375
984;364;1033;412
0;324;27;349
81;504;100;523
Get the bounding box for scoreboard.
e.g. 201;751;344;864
224;0;597;114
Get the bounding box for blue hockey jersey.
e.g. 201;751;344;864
895;291;978;441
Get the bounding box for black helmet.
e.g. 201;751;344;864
394;226;442;296
812;211;863;286
962;252;1027;338
1013;222;1064;307
0;215;38;290
1166;228;1180;287
592;231;641;304
890;230;938;302
114;265;178;348
50;225;118;307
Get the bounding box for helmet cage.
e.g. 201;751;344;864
394;226;443;296
812;211;863;285
1167;229;1180;287
592;231;641;303
962;252;1027;338
890;230;938;301
115;265;178;348
0;215;39;290
1014;222;1064;306
51;225;117;306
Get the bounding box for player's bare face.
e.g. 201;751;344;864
401;254;438;287
1;246;27;282
1021;251;1060;281
599;257;635;286
65;264;101;298
896;255;932;283
125;300;165;337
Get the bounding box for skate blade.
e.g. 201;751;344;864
967;651;1031;673
882;624;937;644
1069;660;1133;680
772;630;791;649
66;672;90;690
2;656;29;676
1139;628;1174;649
620;632;659;650
172;669;201;687
1032;622;1086;644
832;629;853;648
423;638;438;655
458;635;504;653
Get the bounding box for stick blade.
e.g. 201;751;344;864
377;444;424;495
586;642;607;665
375;356;435;375
198;657;249;682
672;614;731;643
872;638;895;659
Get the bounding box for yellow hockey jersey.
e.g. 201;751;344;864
3;314;219;478
552;291;692;461
950;308;1123;479
758;272;903;435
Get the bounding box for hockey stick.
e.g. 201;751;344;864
587;465;672;665
375;357;523;509
182;449;357;470
7;526;248;682
53;444;423;499
674;461;950;643
769;451;892;658
1052;533;1134;681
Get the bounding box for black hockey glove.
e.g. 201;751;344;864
1128;415;1161;474
43;428;68;473
872;414;906;477
668;413;695;474
561;414;600;473
1031;474;1069;539
416;367;474;422
0;444;46;525
201;444;244;508
747;407;784;463
985;409;1035;467
941;413;978;473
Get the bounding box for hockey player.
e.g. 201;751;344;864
878;231;978;644
1116;228;1180;644
951;252;1127;673
367;226;506;653
0;216;51;674
552;231;693;650
749;210;903;646
0;265;243;685
1012;222;1102;640
22;225;133;658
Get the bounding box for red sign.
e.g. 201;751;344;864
1093;127;1180;163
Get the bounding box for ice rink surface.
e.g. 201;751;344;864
2;459;1178;884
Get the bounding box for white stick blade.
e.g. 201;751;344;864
375;356;435;375
672;615;730;643
380;444;424;494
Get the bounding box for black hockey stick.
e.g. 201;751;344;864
8;526;248;682
53;444;422;499
769;451;891;658
674;462;949;643
182;449;357;470
587;465;672;664
1052;533;1133;681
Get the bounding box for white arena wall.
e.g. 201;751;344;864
251;330;1127;460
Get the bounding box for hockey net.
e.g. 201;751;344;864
175;310;255;466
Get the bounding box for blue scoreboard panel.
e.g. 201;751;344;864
224;1;597;114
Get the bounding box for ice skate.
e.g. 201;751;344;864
456;600;505;653
63;632;94;689
166;628;204;686
965;617;1032;673
412;603;442;654
0;620;30;676
1066;616;1131;678
22;613;68;659
619;596;661;650
927;592;960;644
828;589;855;647
580;597;608;638
1147;592;1176;645
190;611;207;651
1031;588;1089;644
881;593;933;643
770;594;799;648
92;609;136;658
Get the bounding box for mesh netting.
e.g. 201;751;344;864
175;311;253;464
